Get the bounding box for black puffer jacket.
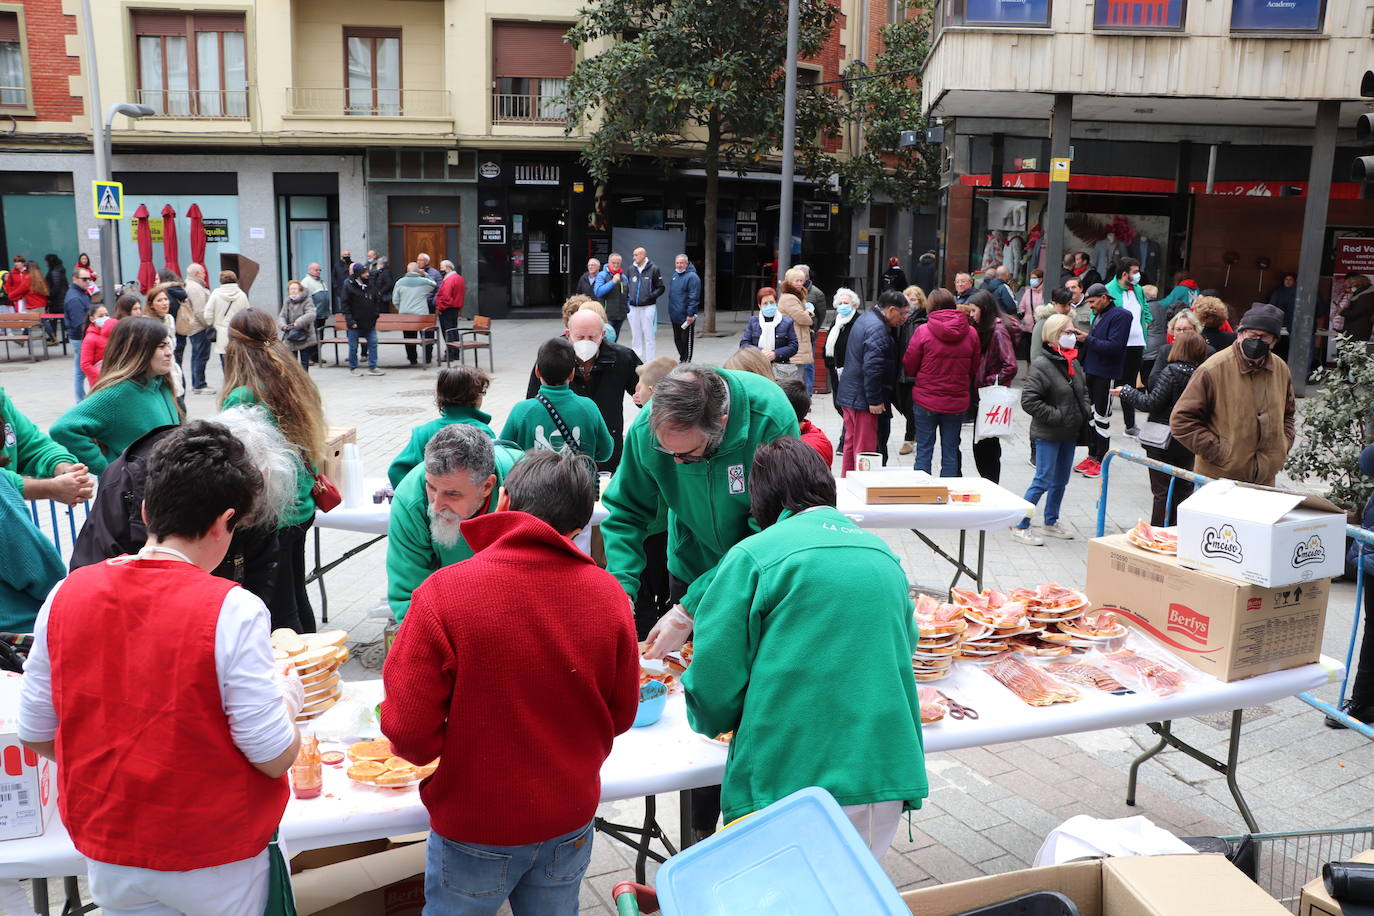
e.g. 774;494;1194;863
1020;349;1090;443
1120;359;1198;425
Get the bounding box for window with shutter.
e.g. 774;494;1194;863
131;9;248;118
0;10;27;109
491;22;574;123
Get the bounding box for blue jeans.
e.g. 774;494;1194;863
802;362;814;393
913;404;962;477
424;820;593;915
1018;438;1077;528
71;338;85;403
347;327;378;370
189;329;212;390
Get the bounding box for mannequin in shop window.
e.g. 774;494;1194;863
1092;231;1127;280
1134;234;1163;286
981;231;1003;273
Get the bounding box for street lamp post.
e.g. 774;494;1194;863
776;0;801;287
79;0;153;287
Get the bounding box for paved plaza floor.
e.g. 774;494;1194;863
4;311;1369;914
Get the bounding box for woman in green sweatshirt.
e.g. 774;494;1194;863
50;317;182;476
387;365;496;488
219;308;327;633
683;438;927;856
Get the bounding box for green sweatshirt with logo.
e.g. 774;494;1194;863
683;506;927;824
500;383;613;462
387;406;496;488
386;446;522;620
0;387;78;495
600;369;798;616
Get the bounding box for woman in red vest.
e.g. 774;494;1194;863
18;421;304;916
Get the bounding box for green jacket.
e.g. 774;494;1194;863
683;506;927;823
387;407;496;488
220;386;316;527
500;384;613;462
0;387;77;495
600;369;798;616
386;446;522;620
1106;276;1152;330
49;376;181;476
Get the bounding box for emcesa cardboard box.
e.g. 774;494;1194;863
1087;535;1328;682
1299;848;1374;916
1177;480;1346;588
0;675;58;841
901;854;1288;915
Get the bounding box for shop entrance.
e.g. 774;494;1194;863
510;189;567;310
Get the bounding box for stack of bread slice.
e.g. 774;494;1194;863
345;739;438;788
270;629;350;721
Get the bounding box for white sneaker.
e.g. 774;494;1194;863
1042;522;1077;540
349;369;362;377
1011;527;1045;546
367;368;386;376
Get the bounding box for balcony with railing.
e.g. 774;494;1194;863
285;87;451;120
491;90;568;126
136;89;250;120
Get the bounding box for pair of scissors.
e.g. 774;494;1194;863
938;691;979;720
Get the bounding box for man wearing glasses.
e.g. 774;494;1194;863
64;267;94;403
599;363;797;840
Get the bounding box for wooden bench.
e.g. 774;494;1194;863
0;311;51;362
318;313;440;367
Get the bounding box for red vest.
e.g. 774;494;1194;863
48;558;289;870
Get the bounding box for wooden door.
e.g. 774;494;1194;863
403;225;446;266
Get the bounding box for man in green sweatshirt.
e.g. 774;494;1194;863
682;438;926;855
501;338;614;462
0;386;91;503
602;367;799;648
386;424;522;621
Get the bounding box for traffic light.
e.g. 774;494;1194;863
1354;70;1374;182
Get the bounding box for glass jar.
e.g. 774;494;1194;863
290;731;322;800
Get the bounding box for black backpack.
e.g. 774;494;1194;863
69;425;279;601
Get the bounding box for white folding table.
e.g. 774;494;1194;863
3;656;1340;912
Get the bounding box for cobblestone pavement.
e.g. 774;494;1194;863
6;312;1368;914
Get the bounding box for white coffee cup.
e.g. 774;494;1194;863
857;452;883;472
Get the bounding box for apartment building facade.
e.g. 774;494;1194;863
1;0;913;315
921;0;1374;339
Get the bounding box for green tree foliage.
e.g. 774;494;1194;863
1285;337;1374;514
564;0;836;332
801;0;941;208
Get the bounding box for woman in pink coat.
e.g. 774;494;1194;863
902;288;981;477
1016;268;1046;367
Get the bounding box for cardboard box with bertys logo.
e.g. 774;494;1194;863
1087;535;1328;682
0;674;58;841
1176;480;1345;588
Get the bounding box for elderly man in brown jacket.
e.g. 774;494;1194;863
1170;303;1295;486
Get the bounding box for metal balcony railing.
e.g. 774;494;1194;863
286;87;451;119
491;91;568;125
135;89;250;119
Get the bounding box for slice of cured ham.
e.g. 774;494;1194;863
986;654;1080;706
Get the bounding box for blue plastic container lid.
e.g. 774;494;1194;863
655;786;908;915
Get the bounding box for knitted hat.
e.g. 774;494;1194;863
1238;303;1283;338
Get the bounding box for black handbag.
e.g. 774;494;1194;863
284;325;309;344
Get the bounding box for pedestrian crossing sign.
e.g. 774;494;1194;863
93;181;123;219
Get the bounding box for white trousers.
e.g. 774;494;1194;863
628;304;657;361
842;800;904;859
86;849;269;916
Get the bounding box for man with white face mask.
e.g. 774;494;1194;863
526;306;641;471
1106;259;1148;435
385;425;523;621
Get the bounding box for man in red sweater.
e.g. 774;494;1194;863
435;260;467;359
382;448;639;913
778;376;833;466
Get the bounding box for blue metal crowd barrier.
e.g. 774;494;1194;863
1094;448;1373;739
28;498;89;562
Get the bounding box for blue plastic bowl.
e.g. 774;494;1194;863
634;680;668;727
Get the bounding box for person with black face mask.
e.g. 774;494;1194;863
1171;303;1295;486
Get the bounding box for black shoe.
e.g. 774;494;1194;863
1324;699;1374;729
